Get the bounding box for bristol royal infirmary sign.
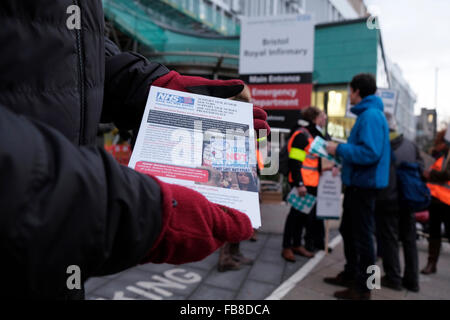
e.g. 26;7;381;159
239;14;315;114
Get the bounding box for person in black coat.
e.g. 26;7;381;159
0;0;270;299
281;107;330;262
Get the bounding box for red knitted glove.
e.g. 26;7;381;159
153;71;271;137
152;70;245;99
253;106;270;137
142;178;253;264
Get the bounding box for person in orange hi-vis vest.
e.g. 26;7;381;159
281;107;337;262
421;128;450;275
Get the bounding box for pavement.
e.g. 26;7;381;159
282;235;450;300
85;202;450;300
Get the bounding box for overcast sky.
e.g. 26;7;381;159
364;0;450;126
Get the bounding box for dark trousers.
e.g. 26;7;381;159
375;206;419;287
429;198;450;240
283;186;321;249
305;212;325;251
340;187;377;293
282;206;313;248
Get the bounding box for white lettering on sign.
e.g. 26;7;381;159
164;269;202;284
248;75;302;84
251;88;298;98
252;99;299;108
110;268;202;300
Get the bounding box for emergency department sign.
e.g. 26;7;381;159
239;14;315;115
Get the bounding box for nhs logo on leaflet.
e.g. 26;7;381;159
155;92;195;108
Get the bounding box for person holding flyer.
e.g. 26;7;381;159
281;107;331;262
0;1;270;299
325;73;390;300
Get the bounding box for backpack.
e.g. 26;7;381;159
376;149;399;210
395;161;431;212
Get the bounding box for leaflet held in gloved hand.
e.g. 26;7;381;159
287;188;316;214
129;86;261;228
309;136;341;165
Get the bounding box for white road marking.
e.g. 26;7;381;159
265;235;342;300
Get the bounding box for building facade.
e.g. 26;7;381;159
416;108;438;152
388;62;417;140
310;18;389;140
233;0;367;24
104;0;417;141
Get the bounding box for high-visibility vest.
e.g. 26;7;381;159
287;128;320;187
256;149;265;171
427;156;450;206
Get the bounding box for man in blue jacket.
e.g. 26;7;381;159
324;73;390;300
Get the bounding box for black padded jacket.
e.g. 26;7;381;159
0;0;171;299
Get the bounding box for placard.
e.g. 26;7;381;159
316;171;342;220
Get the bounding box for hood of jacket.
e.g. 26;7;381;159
337;94;390;189
350;95;384;116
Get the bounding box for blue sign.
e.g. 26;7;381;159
156;92;195;107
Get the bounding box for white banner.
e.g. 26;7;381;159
239;14;315;75
376;88;398;115
317;171;342;220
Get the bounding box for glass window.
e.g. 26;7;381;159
328;117;356;140
199;0;206;19
312;89;354;140
311;91;325;111
327;90;348;117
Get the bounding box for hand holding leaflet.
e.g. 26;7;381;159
309;136;341;166
287;188;316;214
142;179;253;264
129;86;262;228
152;72;270;136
